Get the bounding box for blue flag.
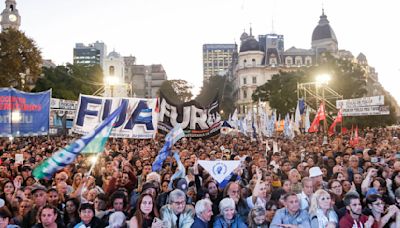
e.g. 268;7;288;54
33;103;125;180
152;125;185;172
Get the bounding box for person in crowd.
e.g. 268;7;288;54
247;206;268;228
74;203;105;228
22;184;48;227
222;182;250;223
11;199;31;226
246;168;268;209
63;198;80;228
107;211;127;228
363;194;400;228
297;177;314;211
309;166;326;190
339;191;375;228
130;193;162;228
0;209;20;228
33;205;63;228
270;192;311;228
328;179;345;209
94;193;108;219
213;198;247;228
160;189;194;228
265;201;279;226
191;199;213;228
309;189;338;227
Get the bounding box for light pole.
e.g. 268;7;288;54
104;76;120;97
316;74;331;141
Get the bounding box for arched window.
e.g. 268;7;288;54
109;66;115;76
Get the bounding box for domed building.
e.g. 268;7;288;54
232;9;377;117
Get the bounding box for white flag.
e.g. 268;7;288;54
198;160;241;183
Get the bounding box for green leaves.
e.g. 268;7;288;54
159;79;193;103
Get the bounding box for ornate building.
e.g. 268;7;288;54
0;0;21;31
233;10;378;116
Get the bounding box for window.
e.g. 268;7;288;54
252;59;256;66
243;77;247;85
252;76;257;84
109;66;115;76
243;90;247;99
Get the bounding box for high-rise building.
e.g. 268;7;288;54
0;0;21;31
73;41;107;66
203;44;237;82
126;64;167;98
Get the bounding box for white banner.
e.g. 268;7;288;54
342;105;390;116
336;95;384;109
72;94;158;138
198;160;240;183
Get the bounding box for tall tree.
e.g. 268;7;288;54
196;76;235;119
159;80;193;103
33;64;103;100
0;28;42;91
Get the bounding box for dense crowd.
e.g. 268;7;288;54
1;127;400;228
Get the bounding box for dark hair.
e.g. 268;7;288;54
366;194;383;206
110;191;127;208
328;179;341;190
343;191;360;206
282;192;297;201
64;198;80;225
39;205;58;222
134;193;159;227
79;203;95;213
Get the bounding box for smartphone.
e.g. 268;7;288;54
371;157;378;163
396;152;400;159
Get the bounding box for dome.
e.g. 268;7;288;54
240;37;260;52
108;50;121;58
311;11;337;42
240;32;249;41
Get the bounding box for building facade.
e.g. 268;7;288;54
233;10;377;116
0;0;21;31
203;44;237;82
73;41;107;66
125;64;167;98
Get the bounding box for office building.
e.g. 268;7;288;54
203;44;237;82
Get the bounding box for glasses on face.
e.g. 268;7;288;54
331;185;342;189
172;201;185;206
373;202;385;206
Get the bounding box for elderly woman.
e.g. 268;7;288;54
160;189;195;228
309;189;338;228
213;198;247;228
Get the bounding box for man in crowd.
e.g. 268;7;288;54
191;199;213;228
339;191;375;228
161;189;195;228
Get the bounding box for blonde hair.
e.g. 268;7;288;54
309;189;333;215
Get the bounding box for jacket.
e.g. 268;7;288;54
190;215;209;228
160;204;195;228
212;214;247;228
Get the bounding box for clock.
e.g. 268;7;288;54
9;14;17;22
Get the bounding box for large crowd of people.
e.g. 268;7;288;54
1;127;400;228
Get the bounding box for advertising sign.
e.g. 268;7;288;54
336;95;384;109
342;105;390;116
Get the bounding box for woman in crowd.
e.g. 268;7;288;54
309;189;338;227
71;173;82;191
130;193;162;228
364;194;400;228
12;198;32;226
213;198;247;228
222;182;250;224
64;198;80;228
247;206;268;228
265;201;279;226
246;168;268;209
74;203;105;228
328;179;345;209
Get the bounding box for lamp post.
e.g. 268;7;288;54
10;110;22;142
316;74;331;139
104;76;120;97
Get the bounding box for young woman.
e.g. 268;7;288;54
247;206;268;228
364;194;400;228
309;189;338;228
129;193;162;228
64;198;80;228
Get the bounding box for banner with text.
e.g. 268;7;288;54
336;95;384;109
0;88;50;137
158;92;222;138
342;105;390;116
72;94;158;138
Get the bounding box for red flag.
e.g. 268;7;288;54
349;125;354;146
341;127;348;134
328;109;343;136
308;103;325;133
354;125;359;145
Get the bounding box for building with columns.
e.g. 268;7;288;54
0;0;21;31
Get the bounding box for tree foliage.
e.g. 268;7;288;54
195;75;234;119
252;53;397;126
33;64;103;100
0;28;42;90
159;79;193;103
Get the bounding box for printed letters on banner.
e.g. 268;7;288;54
158;91;222;138
72;94;158;138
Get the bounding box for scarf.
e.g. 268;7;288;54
314;208;337;227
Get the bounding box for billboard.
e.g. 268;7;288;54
342;105;390;116
336;95;384;109
0;88;51;137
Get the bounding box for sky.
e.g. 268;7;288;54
7;0;400;103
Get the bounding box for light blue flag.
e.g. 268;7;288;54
152;124;185;172
33;103;125;180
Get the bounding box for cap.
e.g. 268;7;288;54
141;182;157;193
175;178;188;192
309;166;323;178
31;183;47;194
366;188;379;198
21;166;32;172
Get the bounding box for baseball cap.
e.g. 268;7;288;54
174;178;188;192
31;183;47;194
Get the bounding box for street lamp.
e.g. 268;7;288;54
316;74;330;138
10;110;22;142
104;76;120;97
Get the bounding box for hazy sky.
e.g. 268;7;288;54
7;0;400;103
